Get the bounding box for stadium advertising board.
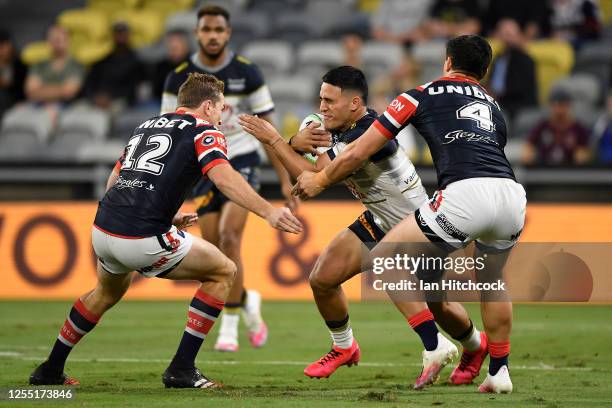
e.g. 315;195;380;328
1;202;611;300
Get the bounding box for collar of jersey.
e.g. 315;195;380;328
175;108;208;122
437;75;480;85
190;51;234;73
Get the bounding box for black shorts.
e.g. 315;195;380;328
348;210;386;245
193;151;261;216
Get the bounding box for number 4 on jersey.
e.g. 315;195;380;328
456;101;495;132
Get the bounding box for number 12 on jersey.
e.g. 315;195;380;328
122;133;173;175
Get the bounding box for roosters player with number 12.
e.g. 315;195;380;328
29;73;302;389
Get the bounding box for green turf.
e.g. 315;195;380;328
1;301;611;407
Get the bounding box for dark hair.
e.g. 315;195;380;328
197;5;230;25
322;65;368;104
177;72;225;108
446;35;492;80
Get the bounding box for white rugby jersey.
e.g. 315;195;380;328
323;109;428;232
162;52;274;159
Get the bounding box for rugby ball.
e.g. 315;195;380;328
298;113;329;163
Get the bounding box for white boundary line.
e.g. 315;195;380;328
0;352;595;372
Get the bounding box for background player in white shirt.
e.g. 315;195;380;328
161;5;298;352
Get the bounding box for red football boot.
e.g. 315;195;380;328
304;340;360;378
449;331;488;385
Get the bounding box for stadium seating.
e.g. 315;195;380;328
362;41;404;80
54;106;110;146
296;41;344;80
87;0;140;16
525;40;575;105
164;10;197;34
21;41;53;66
57;8;111;49
304;0;358;37
111;9;165;48
196;0;249;14
552;73;602;107
242;41;294;78
412;40;447;83
247;0;305;13
267;75;318;129
268;76;317;107
228;12;270;50
3;0;611;179
0;105;53;157
273;12;323;45
574;42;612;92
512;108;547;140
110;106;160;141
140;0;195;18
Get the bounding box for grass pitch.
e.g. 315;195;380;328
1;301;611;407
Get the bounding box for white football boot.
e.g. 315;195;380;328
241;290;268;348
413;333;459;389
214;313;239;352
479;365;513;394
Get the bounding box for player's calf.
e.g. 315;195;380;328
30;266;131;386
29;298;101;386
164;287;226;387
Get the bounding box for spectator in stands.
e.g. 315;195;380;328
483;0;551;40
550;0;601;49
370;0;432;46
85;22;145;110
342;31;363;70
425;0;482;39
24;25;83;106
522;88;590;165
0;30;26;118
485;19;538;119
592;90;612;163
152;30;191;101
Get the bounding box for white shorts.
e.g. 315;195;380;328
92;225;193;277
415;177;526;252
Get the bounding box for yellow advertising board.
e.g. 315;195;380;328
0;202;611;300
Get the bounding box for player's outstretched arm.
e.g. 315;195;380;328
207;163;302;234
292;125;389;200
239;114;331;179
260;115;300;211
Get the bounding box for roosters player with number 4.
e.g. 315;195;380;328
294;36;526;394
29;73;302;389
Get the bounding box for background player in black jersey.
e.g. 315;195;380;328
161;5;299;352
294;36;526;394
29;73;302;389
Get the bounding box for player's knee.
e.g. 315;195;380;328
218;229;242;253
309;268;337;293
221;259;237;284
